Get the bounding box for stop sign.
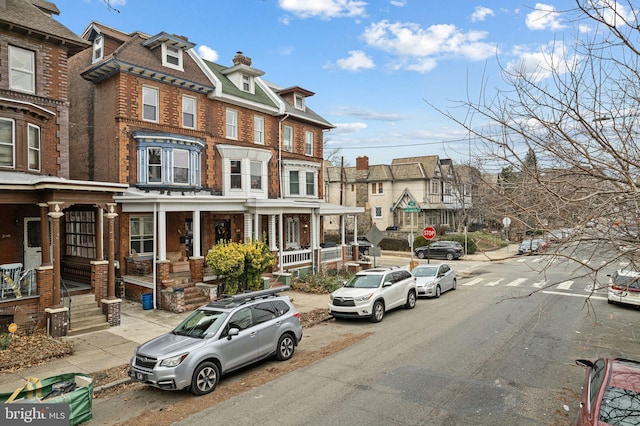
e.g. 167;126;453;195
423;226;436;240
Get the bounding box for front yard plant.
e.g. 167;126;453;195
292;269;352;294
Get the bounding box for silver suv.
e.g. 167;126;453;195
328;267;417;322
128;287;302;396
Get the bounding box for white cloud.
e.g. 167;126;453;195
334;50;375;71
361;20;497;72
329;106;402;121
470;6;494;22
390;0;406;6
332;122;368;134
507;41;577;81
196;45;219;62
525;3;565;31
278;0;367;19
593;0;636;28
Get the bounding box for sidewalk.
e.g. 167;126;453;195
0;244;515;396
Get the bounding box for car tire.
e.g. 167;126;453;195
435;285;441;298
446;253;454;261
405;290;416;309
452;279;457;290
417;251;425;259
363;248;369;255
190;361;220;396
371;300;385;323
276;333;296;361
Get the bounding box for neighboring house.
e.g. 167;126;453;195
324;155;476;235
69;23;362;310
0;0;127;336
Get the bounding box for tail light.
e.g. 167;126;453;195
294;311;300;319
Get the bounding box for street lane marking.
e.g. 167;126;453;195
506;278;528;287
531;280;546;288
541;290;607;300
557;280;574;290
462;277;484;286
485;278;505;287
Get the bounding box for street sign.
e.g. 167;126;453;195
404;200;420;213
502;217;511;228
423;226;436;240
365;226;384;247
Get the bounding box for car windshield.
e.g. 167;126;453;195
520;240;538;247
413;267;438;277
611;271;640;289
344;274;383;289
598;385;640;425
173;309;228;339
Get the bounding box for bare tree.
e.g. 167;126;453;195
435;1;640;293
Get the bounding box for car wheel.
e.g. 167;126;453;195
452;279;457;290
363;248;369;255
371;300;385;323
190;361;220;396
446;252;454;261
417;251;425;259
276;333;296;361
405;290;416;309
435;285;441;298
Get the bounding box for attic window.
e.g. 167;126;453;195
294;94;305;111
92;35;104;63
162;43;183;71
242;74;250;92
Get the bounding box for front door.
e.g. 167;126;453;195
24;217;42;271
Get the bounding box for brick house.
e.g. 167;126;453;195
69;23;363;311
0;0;127;336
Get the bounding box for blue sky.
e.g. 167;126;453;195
55;0;593;166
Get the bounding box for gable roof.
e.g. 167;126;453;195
203;60;278;110
0;0;89;55
392;156;441;178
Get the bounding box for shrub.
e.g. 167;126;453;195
291;269;353;294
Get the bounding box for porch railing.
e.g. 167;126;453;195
320;246;342;263
279;248;312;268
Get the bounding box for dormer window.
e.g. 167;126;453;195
92;35;104;63
162;43;183;71
242;74;250;92
294;94;305;111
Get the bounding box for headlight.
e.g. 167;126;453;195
160;353;188;367
354;293;373;302
329;294;334;301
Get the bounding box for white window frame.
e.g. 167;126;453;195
92;35;104;63
226;108;238;140
283;125;293;152
254;115;264;145
130;215;154;255
172;149;189;184
9;45;35;93
242;74;250;92
294;94;305;110
27;124;40;171
147;147;162;183
250;161;262;190
289;170;300;195
305;131;313;156
0;118;15;168
285;217;300;248
182;95;196;129
305;171;315;196
371;182;383;194
142;86;159;122
374;207;383;218
230;160;242;189
162;43;183;71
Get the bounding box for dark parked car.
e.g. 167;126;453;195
575;358;640;425
414;241;464;261
517;238;547;255
320;242;338;248
385;225;398;231
353;236;372;255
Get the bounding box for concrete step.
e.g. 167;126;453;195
66;293;110;336
67;322;111;336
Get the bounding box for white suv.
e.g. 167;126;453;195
328;267;417;322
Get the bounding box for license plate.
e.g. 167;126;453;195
136;372;146;381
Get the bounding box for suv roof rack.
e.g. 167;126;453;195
205;286;291;309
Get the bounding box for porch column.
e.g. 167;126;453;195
254;212;260;240
157;210;167;260
193;210;201;257
353;215;358;244
269;215;277;250
48;202;64;307
278;212;284;272
95;206;104;260
341;214;346;246
105;203;117;299
244;213;253;243
38;203;51;266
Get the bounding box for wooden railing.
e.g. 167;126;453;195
279;248;312;268
61;260;91;284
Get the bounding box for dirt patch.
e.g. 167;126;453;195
0;332;72;372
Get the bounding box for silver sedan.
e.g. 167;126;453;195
412;264;457;298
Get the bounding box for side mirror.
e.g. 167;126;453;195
575;359;594;368
227;327;240;340
383;281;393;287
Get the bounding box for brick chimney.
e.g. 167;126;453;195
233;51;252;66
356;156;369;171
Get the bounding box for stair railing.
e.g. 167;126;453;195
61;279;72;324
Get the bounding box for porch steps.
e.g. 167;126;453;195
67;294;110;336
182;285;209;311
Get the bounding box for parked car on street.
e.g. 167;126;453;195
352;236;372;255
414;241;464;260
575;357;640;425
328;267;417;323
412;264;457;298
607;269;640;307
128;287;302;396
517;238;547;255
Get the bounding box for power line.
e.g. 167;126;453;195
329;137;471;150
